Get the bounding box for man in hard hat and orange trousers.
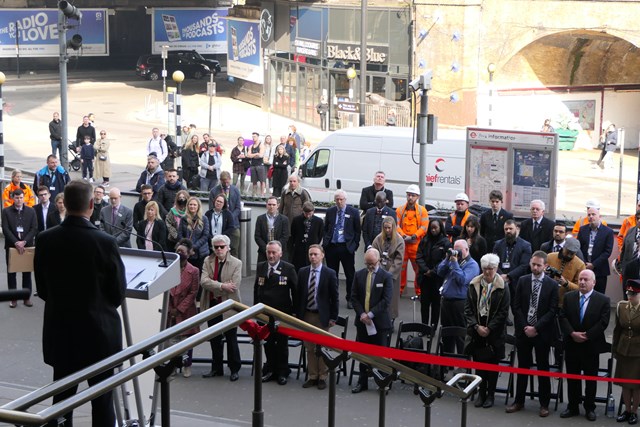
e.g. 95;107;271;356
396;184;429;296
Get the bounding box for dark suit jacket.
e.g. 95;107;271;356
519;217;555;252
540;239;585;261
492;237;532;284
350;267;393;333
577;224;614;277
253;260;298;314
359;185;394;211
296;265;339;328
362;206;397;248
513;274;559;344
34;202;51;233
479;208;513;251
1;205;38;249
560;290;610;354
45;210;63;229
323;205;361;254
290;214;324;269
135;219;168;251
34;215;126;369
99;204;134;248
255;213;290;259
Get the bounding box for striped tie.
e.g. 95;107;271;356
527;279;541;325
307;269;317;309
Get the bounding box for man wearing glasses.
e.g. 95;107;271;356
89;186;109;227
34;186;51;233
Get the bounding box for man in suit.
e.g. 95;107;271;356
479;190;513;252
209;171;242;257
359;171;393;211
99;187;133;248
296;245;339;390
255;196;290;263
519;199;555;252
350;248;393;393
323;190;361;308
34;185;52;233
2;188;38;308
200;234;243;381
559;269;611;422
492;219;532;307
34;179;126;427
89;185;109;227
577;206;614;294
254;241;298;385
290;201;324;272
540;221;585;261
506;251;558;417
362;191;396;248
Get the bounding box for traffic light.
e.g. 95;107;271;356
59;1;82;21
67;34;82;50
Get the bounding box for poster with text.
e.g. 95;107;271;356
0;9;108;57
226;18;262;84
152;8;228;54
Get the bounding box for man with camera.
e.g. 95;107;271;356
546;238;585;307
437;239;480;353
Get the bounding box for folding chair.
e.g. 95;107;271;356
434;326;471;381
334;315;349;384
526;338;564;410
494;334;517;404
593;342;614;416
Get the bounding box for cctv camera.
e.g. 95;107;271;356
409;77;421;92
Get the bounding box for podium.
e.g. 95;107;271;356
118;248;181;426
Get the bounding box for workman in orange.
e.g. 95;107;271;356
617;200;640;251
570;199;607;236
396;184;429;296
445;193;471;240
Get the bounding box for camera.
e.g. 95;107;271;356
447;248;459;257
545;266;562;278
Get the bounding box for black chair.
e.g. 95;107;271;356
434;326;471;381
334;315;349;384
593;342;614;416
526;338;564;410
494;334;517;404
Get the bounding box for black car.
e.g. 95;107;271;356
170;50;222;76
136;51;219;81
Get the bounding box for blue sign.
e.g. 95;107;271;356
152;8;228;54
227;18;262;84
0;9;108;57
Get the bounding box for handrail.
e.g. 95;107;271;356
0;300;478;425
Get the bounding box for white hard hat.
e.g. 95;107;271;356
406;184;420;196
585;199;600;210
455;192;470;203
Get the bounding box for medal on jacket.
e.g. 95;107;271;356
258;277;265;286
279;276;287;286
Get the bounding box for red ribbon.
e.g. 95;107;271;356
240;320;271;341
278;326;640;385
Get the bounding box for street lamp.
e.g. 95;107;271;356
0;71;5;179
487;62;496;127
172;70;185;148
161;45;169;104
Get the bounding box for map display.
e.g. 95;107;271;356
468;145;508;205
512;148;552;210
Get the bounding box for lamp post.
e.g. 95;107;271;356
161;45;169;104
0;71;5;179
346;67;357;128
487;63;496;127
172;70;185;148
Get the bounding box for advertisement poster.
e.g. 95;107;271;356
152;8;228;54
0;9;108;57
226;18;262;84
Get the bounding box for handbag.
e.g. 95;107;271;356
267;165;274;179
98;155;107;161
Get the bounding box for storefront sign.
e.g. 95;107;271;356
293;38;320;58
337;101;359;113
327;43;388;64
227;18;263;84
0;9;108;57
152;8;228;54
260;7;273;43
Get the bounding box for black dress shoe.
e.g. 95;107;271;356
229;372;239;382
302;379;318;388
317;379;327;390
618;412;630;423
629;412;638;425
474;393;486;408
277;376;287;385
560;408;579;418
261;373;274;383
483;395;494;408
351;384;368;394
202;370;223;378
585;410;597;421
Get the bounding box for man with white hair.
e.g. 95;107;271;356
519;199;555;251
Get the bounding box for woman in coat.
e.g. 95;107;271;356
177;196;210;271
464;253;510;409
371;216;405;319
415;219;451;327
181;135;200;190
169;239;200;378
46;193;66;228
613;279;640;424
271;144;290;198
135;201;168;251
94;130;111;186
459;215;488;265
204;194;235;251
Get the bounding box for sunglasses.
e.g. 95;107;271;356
214;245;226;249
100;132;106;135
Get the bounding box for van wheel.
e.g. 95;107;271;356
148;72;159;81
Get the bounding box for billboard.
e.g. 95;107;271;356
152;8;228;54
0;9;108;57
227;18;262;84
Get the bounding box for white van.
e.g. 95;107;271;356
298;126;467;210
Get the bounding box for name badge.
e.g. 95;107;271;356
16;226;24;233
345;214;351;218
376;283;383;288
274;269;281;275
338;229;344;235
49;186;56;191
95;220;101;226
502;262;510;269
258;277;265;286
382;251;388;256
118;213;122;217
303;233;308;238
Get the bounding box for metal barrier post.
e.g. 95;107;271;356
240;207;252;277
418;387;438;427
373;368;397;427
321;349;349;427
252;338;264;427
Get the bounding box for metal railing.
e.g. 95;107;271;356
0;300;480;427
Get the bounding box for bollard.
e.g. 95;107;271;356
239;207;252;277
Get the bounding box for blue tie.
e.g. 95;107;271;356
333;209;344;242
579;295;586;323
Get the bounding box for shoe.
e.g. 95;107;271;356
629;413;638;425
539;407;549;418
261;373;274;383
351;384;368;394
474;393;486;408
302;379;318;388
229;372;239;382
560;408;579;418
277;376;287;385
9;301;16;308
23;299;33;307
482;395;494;408
102;182;110;187
89;178;94;183
585;410;596;421
317;379;327;390
202;370;223;378
182;366;192;378
505;402;524;413
618;412;630;423
347;302;353;309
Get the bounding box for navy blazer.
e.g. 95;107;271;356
513;274;559;343
492;237;532;284
254;213;290;258
479;208;513;251
560;290;610;354
519;217;555;252
362;206;397;248
577;224;614;276
323;205;361;254
296;265;339;328
350;267;393;332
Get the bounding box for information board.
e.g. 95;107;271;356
152;8;228;54
467;145;508;206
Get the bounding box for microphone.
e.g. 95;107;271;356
0;289;31;302
107;220;169;268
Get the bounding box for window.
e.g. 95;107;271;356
302;149;330;178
